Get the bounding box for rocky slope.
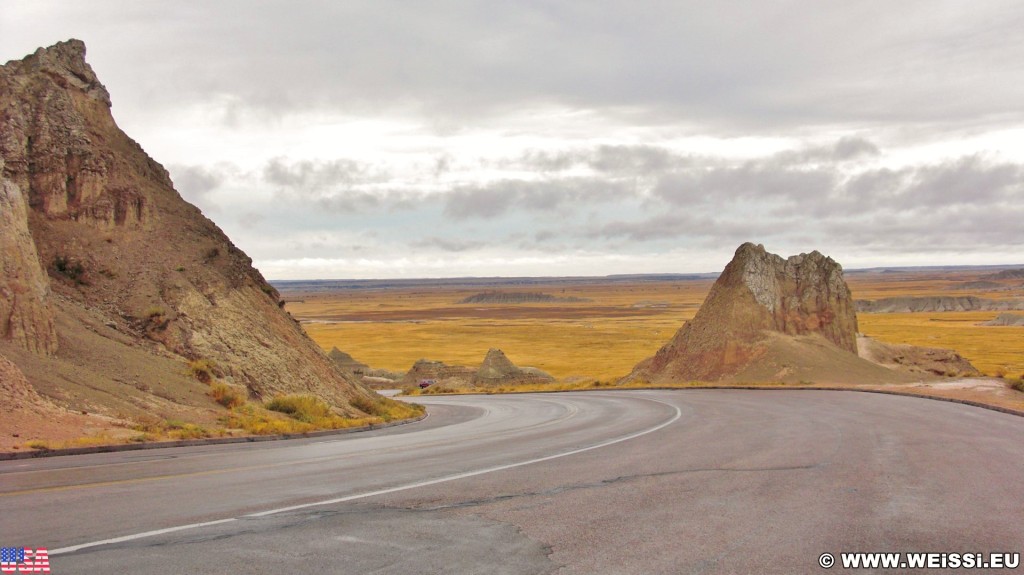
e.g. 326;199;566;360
624;243;978;384
399;349;554;389
0;40;393;443
856;296;1024;313
982;313;1024;326
856;336;981;378
473;348;554;386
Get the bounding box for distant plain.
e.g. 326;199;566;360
281;269;1024;382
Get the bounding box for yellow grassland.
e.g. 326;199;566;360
289;272;1024;383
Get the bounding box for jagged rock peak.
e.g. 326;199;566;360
623;243;860;384
4;39;111;106
477;348;518;378
718;242;856;352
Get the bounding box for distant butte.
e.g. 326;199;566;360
623;243;979;384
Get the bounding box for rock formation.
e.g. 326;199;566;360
473;348;554;386
624;243;979;384
626;243;859;383
857;336;981;378
459;292;590;304
400;349;554;389
328;347;370;374
0;40;393;433
0;157;58;355
857;296;1024;313
399;359;477;387
982;313;1024;327
983;269;1024;280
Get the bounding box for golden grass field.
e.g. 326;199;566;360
285;269;1024;382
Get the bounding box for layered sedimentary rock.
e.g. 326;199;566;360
857;336;981;378
0;40;384;420
0;158;57;355
473;348;553;385
625;243;978;384
399;359;477;387
626;243;858;382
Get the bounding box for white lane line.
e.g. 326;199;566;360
51;396;681;556
51;519;238;554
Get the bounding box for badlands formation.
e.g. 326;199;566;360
0;40;398;445
625;243;979;385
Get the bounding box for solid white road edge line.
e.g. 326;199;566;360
51;395;682;556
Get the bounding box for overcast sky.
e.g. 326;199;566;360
3;1;1022;278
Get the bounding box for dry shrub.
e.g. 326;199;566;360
188;358;219;384
210;383;246;409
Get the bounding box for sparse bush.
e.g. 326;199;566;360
266;394;332;423
53;255;86;284
204;247;220;260
144;305;167;319
350;395;384;417
210;383;246;409
26;440;50;451
188;358;219;384
1009;377;1024;393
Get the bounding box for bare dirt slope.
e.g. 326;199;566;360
0;40;394;445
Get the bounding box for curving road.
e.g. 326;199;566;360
1;390;1022;574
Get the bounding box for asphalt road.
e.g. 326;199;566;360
2;390;1022;574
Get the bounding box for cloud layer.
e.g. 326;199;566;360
3;1;1022;277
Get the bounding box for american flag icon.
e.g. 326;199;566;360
0;547;49;573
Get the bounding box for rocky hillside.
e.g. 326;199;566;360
982;313;1024;327
624;243;979;384
856;336;980;378
856;296;1024;313
0;40;395;444
474;348;554;386
399;349;554;389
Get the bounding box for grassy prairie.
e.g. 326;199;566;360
857;312;1024;377
287;271;1024;382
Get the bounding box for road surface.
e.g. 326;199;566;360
2;390;1022;574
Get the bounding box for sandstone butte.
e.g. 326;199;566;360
398;348;554;389
624;243;979;385
0;40;400;445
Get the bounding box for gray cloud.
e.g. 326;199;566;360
263;157;384;191
10;2;1024;134
412;236;487;252
443;178;630;219
170;164;223;197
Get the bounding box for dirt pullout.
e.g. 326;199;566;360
982;313;1024;326
856;296;1024;313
